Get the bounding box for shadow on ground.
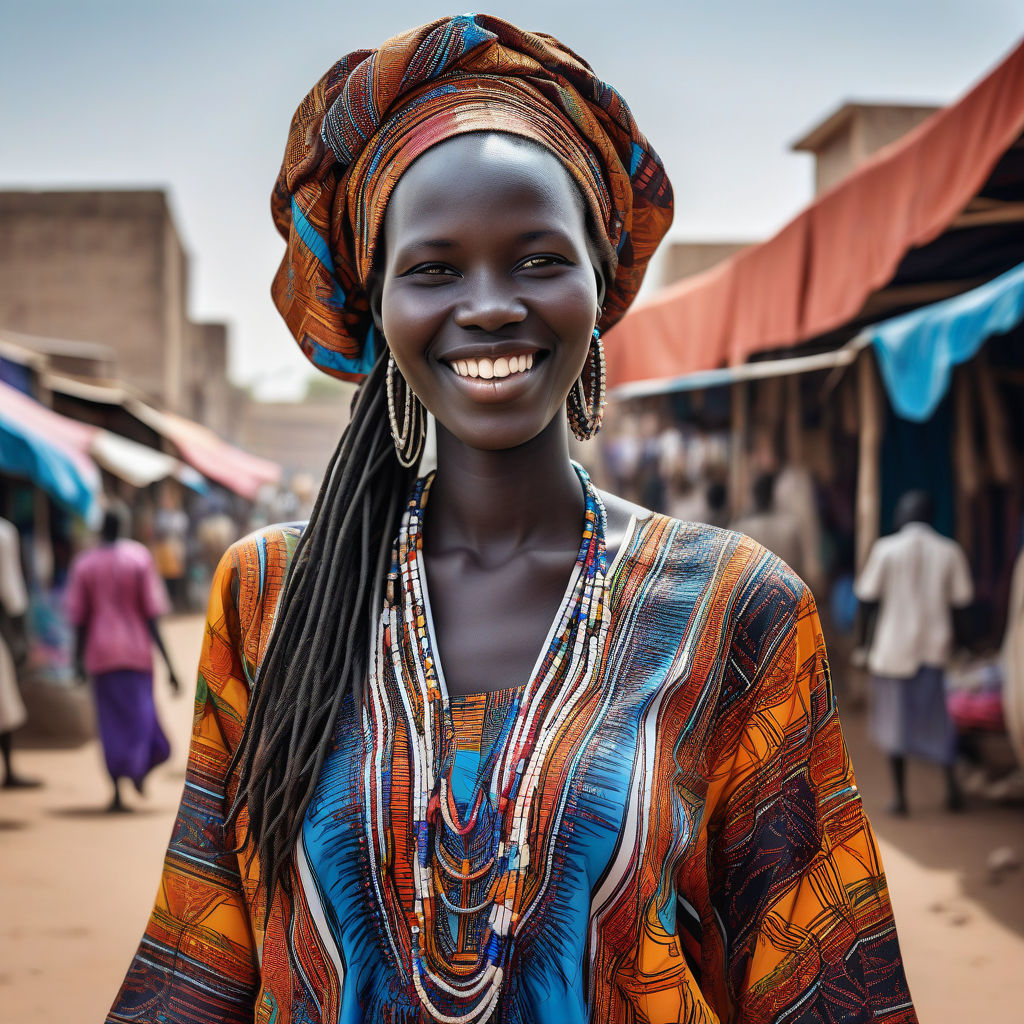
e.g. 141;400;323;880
48;806;165;819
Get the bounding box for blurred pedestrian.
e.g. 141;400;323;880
0;515;39;789
774;463;824;594
854;490;973;814
1002;540;1024;769
731;471;805;578
67;509;181;812
153;488;189;612
196;507;237;575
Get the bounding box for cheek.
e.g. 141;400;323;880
543;273;599;364
379;281;446;364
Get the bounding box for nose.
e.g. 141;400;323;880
453;272;528;332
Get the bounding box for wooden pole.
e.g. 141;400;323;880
952;366;979;553
730;381;749;520
785;373;803;466
855;350;883;575
975;350;1013;485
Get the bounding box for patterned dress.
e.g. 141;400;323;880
107;514;917;1024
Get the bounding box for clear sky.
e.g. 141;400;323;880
2;1;1021;398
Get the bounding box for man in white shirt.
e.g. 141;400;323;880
855;490;974;814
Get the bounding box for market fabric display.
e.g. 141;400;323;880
107;500;915;1023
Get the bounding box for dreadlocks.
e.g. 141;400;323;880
227;348;418;907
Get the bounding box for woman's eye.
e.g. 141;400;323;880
518;255;569;271
402;263;458;279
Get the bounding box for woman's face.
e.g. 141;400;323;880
372;133;605;453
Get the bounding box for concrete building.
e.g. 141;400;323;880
0;189;235;430
658;240;752;288
791;102;941;195
237;392;353;483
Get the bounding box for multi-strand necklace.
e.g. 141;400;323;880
361;463;612;1023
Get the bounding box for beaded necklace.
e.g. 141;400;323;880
362;463;611;1023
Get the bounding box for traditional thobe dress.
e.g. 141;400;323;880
109;516;917;1023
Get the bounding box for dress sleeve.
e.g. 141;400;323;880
702;583;917;1024
107;545;260;1023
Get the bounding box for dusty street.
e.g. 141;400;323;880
1;614;1022;1023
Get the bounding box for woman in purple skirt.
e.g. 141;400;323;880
67;508;181;811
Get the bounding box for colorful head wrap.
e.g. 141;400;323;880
271;13;674;381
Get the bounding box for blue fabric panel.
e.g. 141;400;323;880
870;259;1024;422
0;416;96;518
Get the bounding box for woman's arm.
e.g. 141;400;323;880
107;546;260;1023
702;580;916;1024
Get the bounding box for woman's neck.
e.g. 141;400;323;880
426;417;584;559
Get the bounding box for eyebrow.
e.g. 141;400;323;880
396;238;456;254
517;229;572;243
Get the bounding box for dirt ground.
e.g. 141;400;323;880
1;614;1022;1023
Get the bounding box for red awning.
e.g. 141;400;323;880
606;39;1024;391
128;402;281;500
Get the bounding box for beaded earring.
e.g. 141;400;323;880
566;327;607;441
386;353;427;467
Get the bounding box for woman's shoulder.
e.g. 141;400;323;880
218;522;307;593
212;523;307;655
196;524;309;745
628;511;810;645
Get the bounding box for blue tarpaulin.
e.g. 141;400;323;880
0;419;97;518
0;380;99;519
868;259;1024;422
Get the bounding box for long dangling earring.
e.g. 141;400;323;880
567;327;607;441
386;353;427;467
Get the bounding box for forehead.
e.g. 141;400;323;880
383;133;586;241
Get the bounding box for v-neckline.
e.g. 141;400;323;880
418;511;642;703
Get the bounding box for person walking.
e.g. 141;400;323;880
68;509;180;812
108;15;916;1023
730;471;806;580
855;490;974;814
0;515;38;789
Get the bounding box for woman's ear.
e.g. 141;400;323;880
368;272;385;334
594;260;608;313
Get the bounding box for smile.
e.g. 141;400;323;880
447;353;536;380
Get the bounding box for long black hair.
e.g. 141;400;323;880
227;347;418;905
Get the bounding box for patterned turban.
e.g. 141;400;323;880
271;13;674;381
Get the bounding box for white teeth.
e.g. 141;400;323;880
450;353;537;379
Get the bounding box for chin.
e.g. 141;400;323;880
436;409;562;454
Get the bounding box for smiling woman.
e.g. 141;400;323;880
377;134;604;453
107;13;917;1024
